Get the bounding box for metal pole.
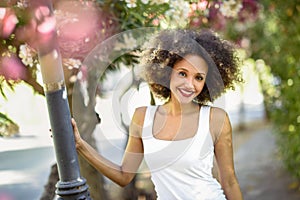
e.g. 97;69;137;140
31;0;91;199
45;86;91;200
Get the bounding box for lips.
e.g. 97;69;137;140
177;88;195;98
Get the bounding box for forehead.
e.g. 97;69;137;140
174;54;208;73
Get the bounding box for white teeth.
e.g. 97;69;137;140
178;88;194;96
181;90;192;95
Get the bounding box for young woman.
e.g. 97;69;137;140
72;29;244;200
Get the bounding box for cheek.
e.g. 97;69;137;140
169;73;181;86
169;78;177;91
195;81;206;93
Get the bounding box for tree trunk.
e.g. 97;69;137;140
71;67;108;200
40;164;58;200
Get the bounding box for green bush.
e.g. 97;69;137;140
0;112;19;137
249;0;300;179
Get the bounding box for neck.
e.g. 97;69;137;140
162;98;199;116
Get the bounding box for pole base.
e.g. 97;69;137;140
56;177;91;200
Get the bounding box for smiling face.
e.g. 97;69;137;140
169;54;208;104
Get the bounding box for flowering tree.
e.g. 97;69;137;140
0;0;252;116
1;0;262;199
245;0;300;181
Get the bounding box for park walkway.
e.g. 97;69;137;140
233;122;300;200
1;109;300;200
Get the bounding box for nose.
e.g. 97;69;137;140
184;77;194;89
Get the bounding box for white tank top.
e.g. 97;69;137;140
142;105;226;200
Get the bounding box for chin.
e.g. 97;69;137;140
178;98;195;105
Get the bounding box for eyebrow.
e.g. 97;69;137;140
176;67;206;76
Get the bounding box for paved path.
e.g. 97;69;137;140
233;124;300;200
1;122;300;200
0;147;55;200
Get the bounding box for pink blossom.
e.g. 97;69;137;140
190;1;209;12
190;3;198;12
197;1;209;11
152;18;160;26
0;54;27;80
0;8;18;38
55;0;118;60
35;6;56;34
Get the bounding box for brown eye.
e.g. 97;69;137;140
195;75;204;81
178;71;187;77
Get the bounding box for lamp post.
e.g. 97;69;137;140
32;0;91;199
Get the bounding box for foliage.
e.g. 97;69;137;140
2;0;299;192
104;0;170;29
1;1;251;198
0;0;247;101
187;0;300;180
2;0;298;196
8;0;297;172
245;0;300;179
0;111;19;137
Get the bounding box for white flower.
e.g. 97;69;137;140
16;0;29;8
240;37;250;49
63;58;82;70
114;41;126;51
114;33;137;51
125;0;137;8
0;8;6;20
123;33;137;48
162;0;190;28
150;0;169;5
219;0;243;18
141;0;149;4
19;44;36;67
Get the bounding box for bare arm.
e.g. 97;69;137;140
72;107;146;187
210;107;243;200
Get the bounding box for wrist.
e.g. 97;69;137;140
75;138;85;151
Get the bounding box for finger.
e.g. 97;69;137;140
71;118;76;125
71;118;78;131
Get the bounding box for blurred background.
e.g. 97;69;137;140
0;0;299;200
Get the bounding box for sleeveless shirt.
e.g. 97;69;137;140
142;105;226;200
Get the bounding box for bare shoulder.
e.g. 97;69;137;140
210;106;227;114
132;106;147;125
209;106;232;144
130;106;147;137
209;106;228;122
